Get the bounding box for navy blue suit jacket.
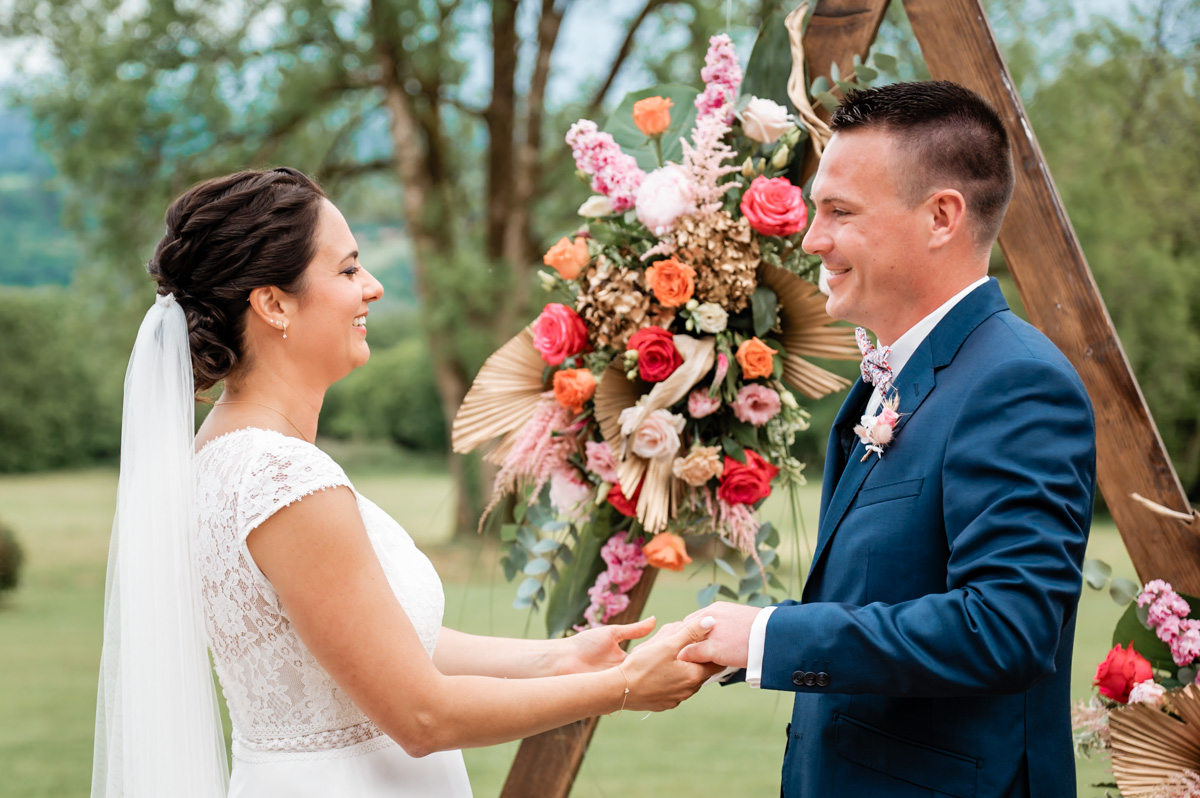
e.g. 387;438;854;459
764;280;1096;797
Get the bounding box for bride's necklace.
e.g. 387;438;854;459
215;400;313;443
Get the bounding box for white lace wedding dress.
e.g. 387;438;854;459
194;427;472;797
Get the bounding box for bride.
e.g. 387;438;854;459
92;167;721;797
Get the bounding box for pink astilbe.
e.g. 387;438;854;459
566;120;646;212
491;396;577;508
1070;697;1112;756
578;535;648;629
695;34;742;125
679;108;741;216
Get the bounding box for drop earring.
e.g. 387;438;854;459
273;319;287;339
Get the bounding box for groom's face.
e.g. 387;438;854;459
802;128;929;344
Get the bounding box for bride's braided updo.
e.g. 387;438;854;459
147;167;326;394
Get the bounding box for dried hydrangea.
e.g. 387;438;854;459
673;211;760;313
575;255;673;350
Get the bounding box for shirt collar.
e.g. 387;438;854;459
878;276;990;382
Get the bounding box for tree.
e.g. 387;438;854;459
3;0;757;532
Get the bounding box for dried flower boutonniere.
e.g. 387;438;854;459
853;395;901;461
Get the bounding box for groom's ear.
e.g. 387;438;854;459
926;189;968;251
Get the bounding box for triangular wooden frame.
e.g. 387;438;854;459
501;1;1198;794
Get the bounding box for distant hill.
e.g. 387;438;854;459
0;107;78;286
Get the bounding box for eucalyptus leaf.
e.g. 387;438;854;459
517;577;543;601
697;583;719;608
500;523;519;542
1110;577;1140;606
501;555;518;582
1082;558;1112;590
1180;667;1198;684
717;585;740;600
507;545;528;573
855;65;878;83
740;573;764;595
715;557;738;578
756;521;777;547
604;85;700;171
809;75;830;96
751;286;779;337
513;501;527;524
871;52;898;72
747;592;772;608
523;557;551;576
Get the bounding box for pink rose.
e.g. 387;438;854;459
731;384;781;427
533;303;589;366
879;405;900;428
688;388;722;419
740;175;808;237
585;440;619;483
621;408;685;461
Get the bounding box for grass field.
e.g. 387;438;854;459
0;464;1127;797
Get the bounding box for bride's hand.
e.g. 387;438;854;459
619;616;724;712
554;616;658;675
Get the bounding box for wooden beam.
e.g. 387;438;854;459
798;0;892;183
499;568;659;798
902;0;1200;590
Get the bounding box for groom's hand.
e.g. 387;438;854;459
675;602;760;669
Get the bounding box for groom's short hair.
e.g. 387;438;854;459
831;80;1015;248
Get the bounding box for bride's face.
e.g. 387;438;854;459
287;199;384;383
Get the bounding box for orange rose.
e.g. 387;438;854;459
632;96;673;137
736;337;777;380
643;532;692;572
553;368;597;414
543;236;590;280
645;258;696;308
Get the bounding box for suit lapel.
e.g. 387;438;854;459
804;280;1010;599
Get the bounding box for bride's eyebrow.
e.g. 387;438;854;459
338;250;359;265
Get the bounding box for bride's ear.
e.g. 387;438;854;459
247;285;292;333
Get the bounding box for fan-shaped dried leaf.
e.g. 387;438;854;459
1111;684;1200;795
452;328;548;454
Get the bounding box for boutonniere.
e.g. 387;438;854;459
853;395;901;461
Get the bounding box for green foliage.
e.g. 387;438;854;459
604;85;700;170
322;335;446;452
0;519;24;592
0;287;121;472
1027;17;1200;497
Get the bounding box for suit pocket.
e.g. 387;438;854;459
835;714;978;798
855;477;924;509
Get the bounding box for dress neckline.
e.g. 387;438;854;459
195;426;309;458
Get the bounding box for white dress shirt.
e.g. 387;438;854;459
743;276;990;687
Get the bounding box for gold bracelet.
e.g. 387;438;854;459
610;664;630;716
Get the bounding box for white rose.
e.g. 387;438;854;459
692;302;728;334
1129;679;1167;706
628;409;686;460
578;195;614;217
635;165;696;236
741;97;793;144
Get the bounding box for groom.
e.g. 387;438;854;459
682;81;1097;797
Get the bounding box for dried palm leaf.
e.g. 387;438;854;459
758;263;858;399
451;327;547;455
1111;684;1200;795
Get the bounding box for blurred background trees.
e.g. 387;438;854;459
0;0;1197;533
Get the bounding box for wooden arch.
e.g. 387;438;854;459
500;1;1199;794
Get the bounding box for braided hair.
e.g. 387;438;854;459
147;167;326;393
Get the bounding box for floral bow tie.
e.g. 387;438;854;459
855;327;893;392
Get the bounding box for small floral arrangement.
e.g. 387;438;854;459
853;395;900;460
1074;562;1200;796
452;19;889;635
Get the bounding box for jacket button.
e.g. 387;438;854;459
803;672;817;687
791;671;805;687
816;672;830;687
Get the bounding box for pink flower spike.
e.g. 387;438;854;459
566;120;646;212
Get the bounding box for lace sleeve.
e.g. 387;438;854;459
235;437;353;541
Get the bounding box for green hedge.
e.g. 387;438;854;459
0;520;24;591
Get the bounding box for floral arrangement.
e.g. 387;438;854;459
1074;561;1200;797
451;15;886;636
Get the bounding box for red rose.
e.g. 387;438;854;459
627;326;682;382
717;449;780;505
533;303;589;366
1093;642;1153;703
608;479;642;517
739;175;808;237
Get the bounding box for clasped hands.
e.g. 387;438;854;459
555;601;761;712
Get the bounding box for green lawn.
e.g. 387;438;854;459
0;465;1125;797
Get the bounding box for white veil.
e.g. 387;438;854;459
92;293;229;797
